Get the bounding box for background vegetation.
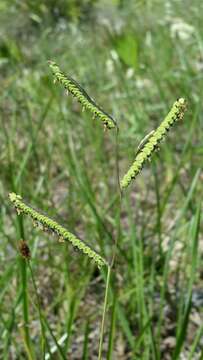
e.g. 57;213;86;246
0;0;202;359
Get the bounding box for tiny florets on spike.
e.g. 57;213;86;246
48;60;116;130
120;98;187;189
9;193;108;269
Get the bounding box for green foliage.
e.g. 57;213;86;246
1;1;203;359
113;31;138;69
1;0;98;25
0;38;22;63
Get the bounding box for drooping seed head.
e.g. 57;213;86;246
48;61;116;130
9;192;108;269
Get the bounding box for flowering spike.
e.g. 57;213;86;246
121;98;187;189
9;193;108;269
48;61;116;130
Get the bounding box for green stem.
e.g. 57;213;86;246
28;261;46;359
98;125;121;359
98;266;111;360
18;216;33;360
20;256;33;360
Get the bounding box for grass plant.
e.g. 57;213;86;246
1;1;202;358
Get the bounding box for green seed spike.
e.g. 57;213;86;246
9;193;108;269
121;98;187;189
48;61;116;130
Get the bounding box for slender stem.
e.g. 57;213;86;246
20;256;33;360
28;261;46;359
98;266;111;360
98;125;121;359
18;216;33;359
110;126;122;268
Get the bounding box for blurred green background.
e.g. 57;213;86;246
0;0;202;359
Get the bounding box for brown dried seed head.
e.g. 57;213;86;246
19;240;31;259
